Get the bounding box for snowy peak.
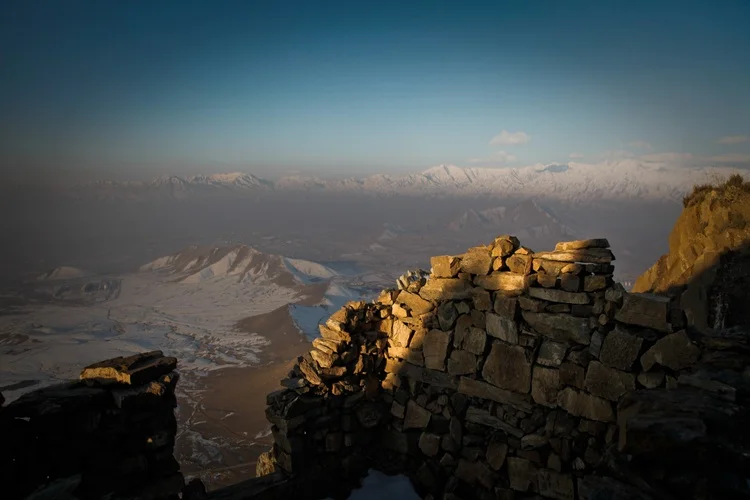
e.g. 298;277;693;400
140;244;341;286
66;162;744;203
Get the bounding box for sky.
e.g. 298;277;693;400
1;0;749;181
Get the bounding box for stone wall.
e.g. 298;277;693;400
0;351;184;500
256;235;750;500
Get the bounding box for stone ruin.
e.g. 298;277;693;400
1;351;184;500
2;235;749;500
256;235;750;500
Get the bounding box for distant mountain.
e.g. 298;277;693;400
140;244;340;287
36;266;93;281
449;199;575;241
65;162;741;204
69;172;273;201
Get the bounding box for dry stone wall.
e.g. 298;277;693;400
258;235;748;500
0;351;184;500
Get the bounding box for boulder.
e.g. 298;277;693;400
528;287;591;305
486;312;519;344
531;366;561;407
584;361;636;402
555;239;610;251
482;342;532;393
420;278;474;301
447;350;477;376
397;290;435;315
404;400;432;429
522;311;592;345
640;330;701;371
474;272;529;294
431;255;462;278
615;293;670;332
80;351;177;386
599;326;644;371
423;330;451;371
557;387;614;422
533;248;615;264
460;247;493;275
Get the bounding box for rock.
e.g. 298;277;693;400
460;247;493;275
457;377;534;412
397;290;435;315
309;348;336;368
401;364;459;390
471;288;493;311
522;311;592;345
494;235;520;257
584;361;636;401
391;401;406;418
431;255;462;278
531;366;561;407
519;295;546;312
506;253;533;275
465;407;524;438
538;469;575;500
486;312;519;344
474;272;529;294
437;301;459;330
420;278;474;301
537;340;567;367
533;249;615;264
507;457;537;491
599;327;644;371
637;371;665;389
452;314;473;348
528;287;591;305
546;303;571;314
460;327;487;355
557;388;614;422
423;330;451;371
254;452;277;477
584;275;610;292
404;400;432;429
482;342;532;393
448;350;477;376
555;239;610;251
640;330;701;371
536;271;559;288
486;441;509;470
559;362;585;389
419;432;441;457
560;273;581;292
494;294;519;318
80;351;177;386
392;320;414;347
615;292;671;332
588;331;604;358
455;458;478;484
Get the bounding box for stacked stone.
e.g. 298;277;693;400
256;234;720;500
258;299;391;490
0;351;183;500
369;236;702;500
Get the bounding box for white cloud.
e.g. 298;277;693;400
718;135;749;145
569;152;585;159
705;153;750;163
489;130;530;146
468;150;517;165
627;141;653;150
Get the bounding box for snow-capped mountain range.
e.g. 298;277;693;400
66;162;741;204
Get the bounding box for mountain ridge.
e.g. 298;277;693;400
66;162;743;204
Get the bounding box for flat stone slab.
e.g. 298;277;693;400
554;239;610;251
80;351;178;386
533;249;615;264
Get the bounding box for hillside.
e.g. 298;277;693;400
633;174;750;330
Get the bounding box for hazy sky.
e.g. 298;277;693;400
2;0;749;180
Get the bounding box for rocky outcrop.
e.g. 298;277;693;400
0;351;183;500
633;175;750;331
252;235;750;499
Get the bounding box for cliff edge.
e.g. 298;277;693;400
633;174;750;331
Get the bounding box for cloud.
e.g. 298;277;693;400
569;152;585;159
627;141;653;150
705;153;750;163
468;150;517;165
717;135;749;145
489;130;530;146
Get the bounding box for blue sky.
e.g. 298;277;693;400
1;0;749;180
